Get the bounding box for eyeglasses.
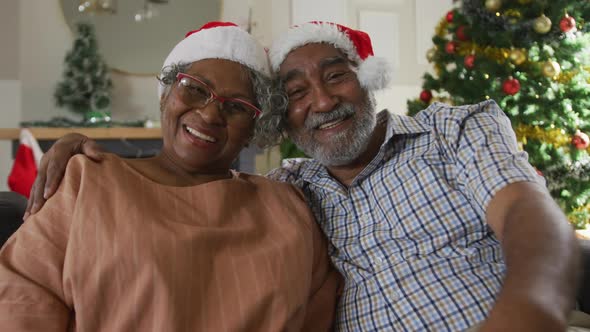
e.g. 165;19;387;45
174;73;261;123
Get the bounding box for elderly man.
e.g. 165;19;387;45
25;22;580;331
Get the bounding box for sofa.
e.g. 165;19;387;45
1;190;590;314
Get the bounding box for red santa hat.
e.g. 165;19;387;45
8;129;43;198
269;21;392;91
158;21;271;97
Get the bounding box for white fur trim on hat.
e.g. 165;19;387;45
158;25;270;97
269;23;360;71
269;22;392;91
358;56;392;91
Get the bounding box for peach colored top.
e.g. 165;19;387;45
0;155;341;331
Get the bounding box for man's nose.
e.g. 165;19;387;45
310;84;338;113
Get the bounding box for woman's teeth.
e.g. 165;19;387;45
319;118;345;130
185;126;216;143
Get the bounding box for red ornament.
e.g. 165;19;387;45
502;77;520;95
446;11;454;23
464;54;476;69
419;90;433;103
445;41;458;54
559;14;576;33
456;26;469;41
572;130;590;150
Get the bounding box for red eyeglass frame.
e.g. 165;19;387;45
176;73;262;119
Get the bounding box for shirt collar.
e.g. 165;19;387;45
382;110;432;144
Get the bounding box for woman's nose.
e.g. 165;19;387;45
196;101;225;126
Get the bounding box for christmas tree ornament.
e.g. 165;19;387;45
426;47;437;62
445;41;458;54
572;130;590;150
84;110;112;124
542;60;561;78
446;11;454;23
504;9;522;24
560;14;577;33
509;49;527;65
485;0;502;12
456;26;469;41
533;14;552;34
464;54;476;69
420;90;433;103
502;77;520;95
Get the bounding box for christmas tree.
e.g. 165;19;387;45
408;0;590;228
55;22;112;123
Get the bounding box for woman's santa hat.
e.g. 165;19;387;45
158;21;270;97
269;21;392;91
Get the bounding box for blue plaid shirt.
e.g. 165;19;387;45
268;100;543;331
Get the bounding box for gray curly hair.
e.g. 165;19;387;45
158;62;288;148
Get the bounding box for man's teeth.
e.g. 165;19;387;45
185;126;216;143
318;118;345;130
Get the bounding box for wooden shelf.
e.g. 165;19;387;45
0;127;161;140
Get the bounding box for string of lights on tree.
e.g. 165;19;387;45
408;0;590;228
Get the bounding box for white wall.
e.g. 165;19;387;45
0;0;20;191
0;80;21;191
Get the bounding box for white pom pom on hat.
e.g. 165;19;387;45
269;21;392;91
158;21;271;97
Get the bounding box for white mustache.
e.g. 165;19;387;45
303;104;356;130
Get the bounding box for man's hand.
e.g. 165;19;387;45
24;133;105;220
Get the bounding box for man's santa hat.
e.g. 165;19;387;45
269;21;392;91
8;129;43;198
158;21;271;97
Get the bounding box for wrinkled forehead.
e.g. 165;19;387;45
278;43;353;79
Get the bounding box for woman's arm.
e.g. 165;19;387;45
0;161;81;330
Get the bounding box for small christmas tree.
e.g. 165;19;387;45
55;22;112;123
408;0;590;228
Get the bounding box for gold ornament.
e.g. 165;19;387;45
515;124;590;154
534;14;552;34
485;0;502;12
542;60;561;78
504;9;522;24
509;49;527;65
426;48;437;62
435;18;449;38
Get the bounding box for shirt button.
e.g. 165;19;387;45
374;256;385;265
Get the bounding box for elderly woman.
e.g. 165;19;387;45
0;22;340;331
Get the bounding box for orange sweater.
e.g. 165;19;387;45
0;155;341;331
